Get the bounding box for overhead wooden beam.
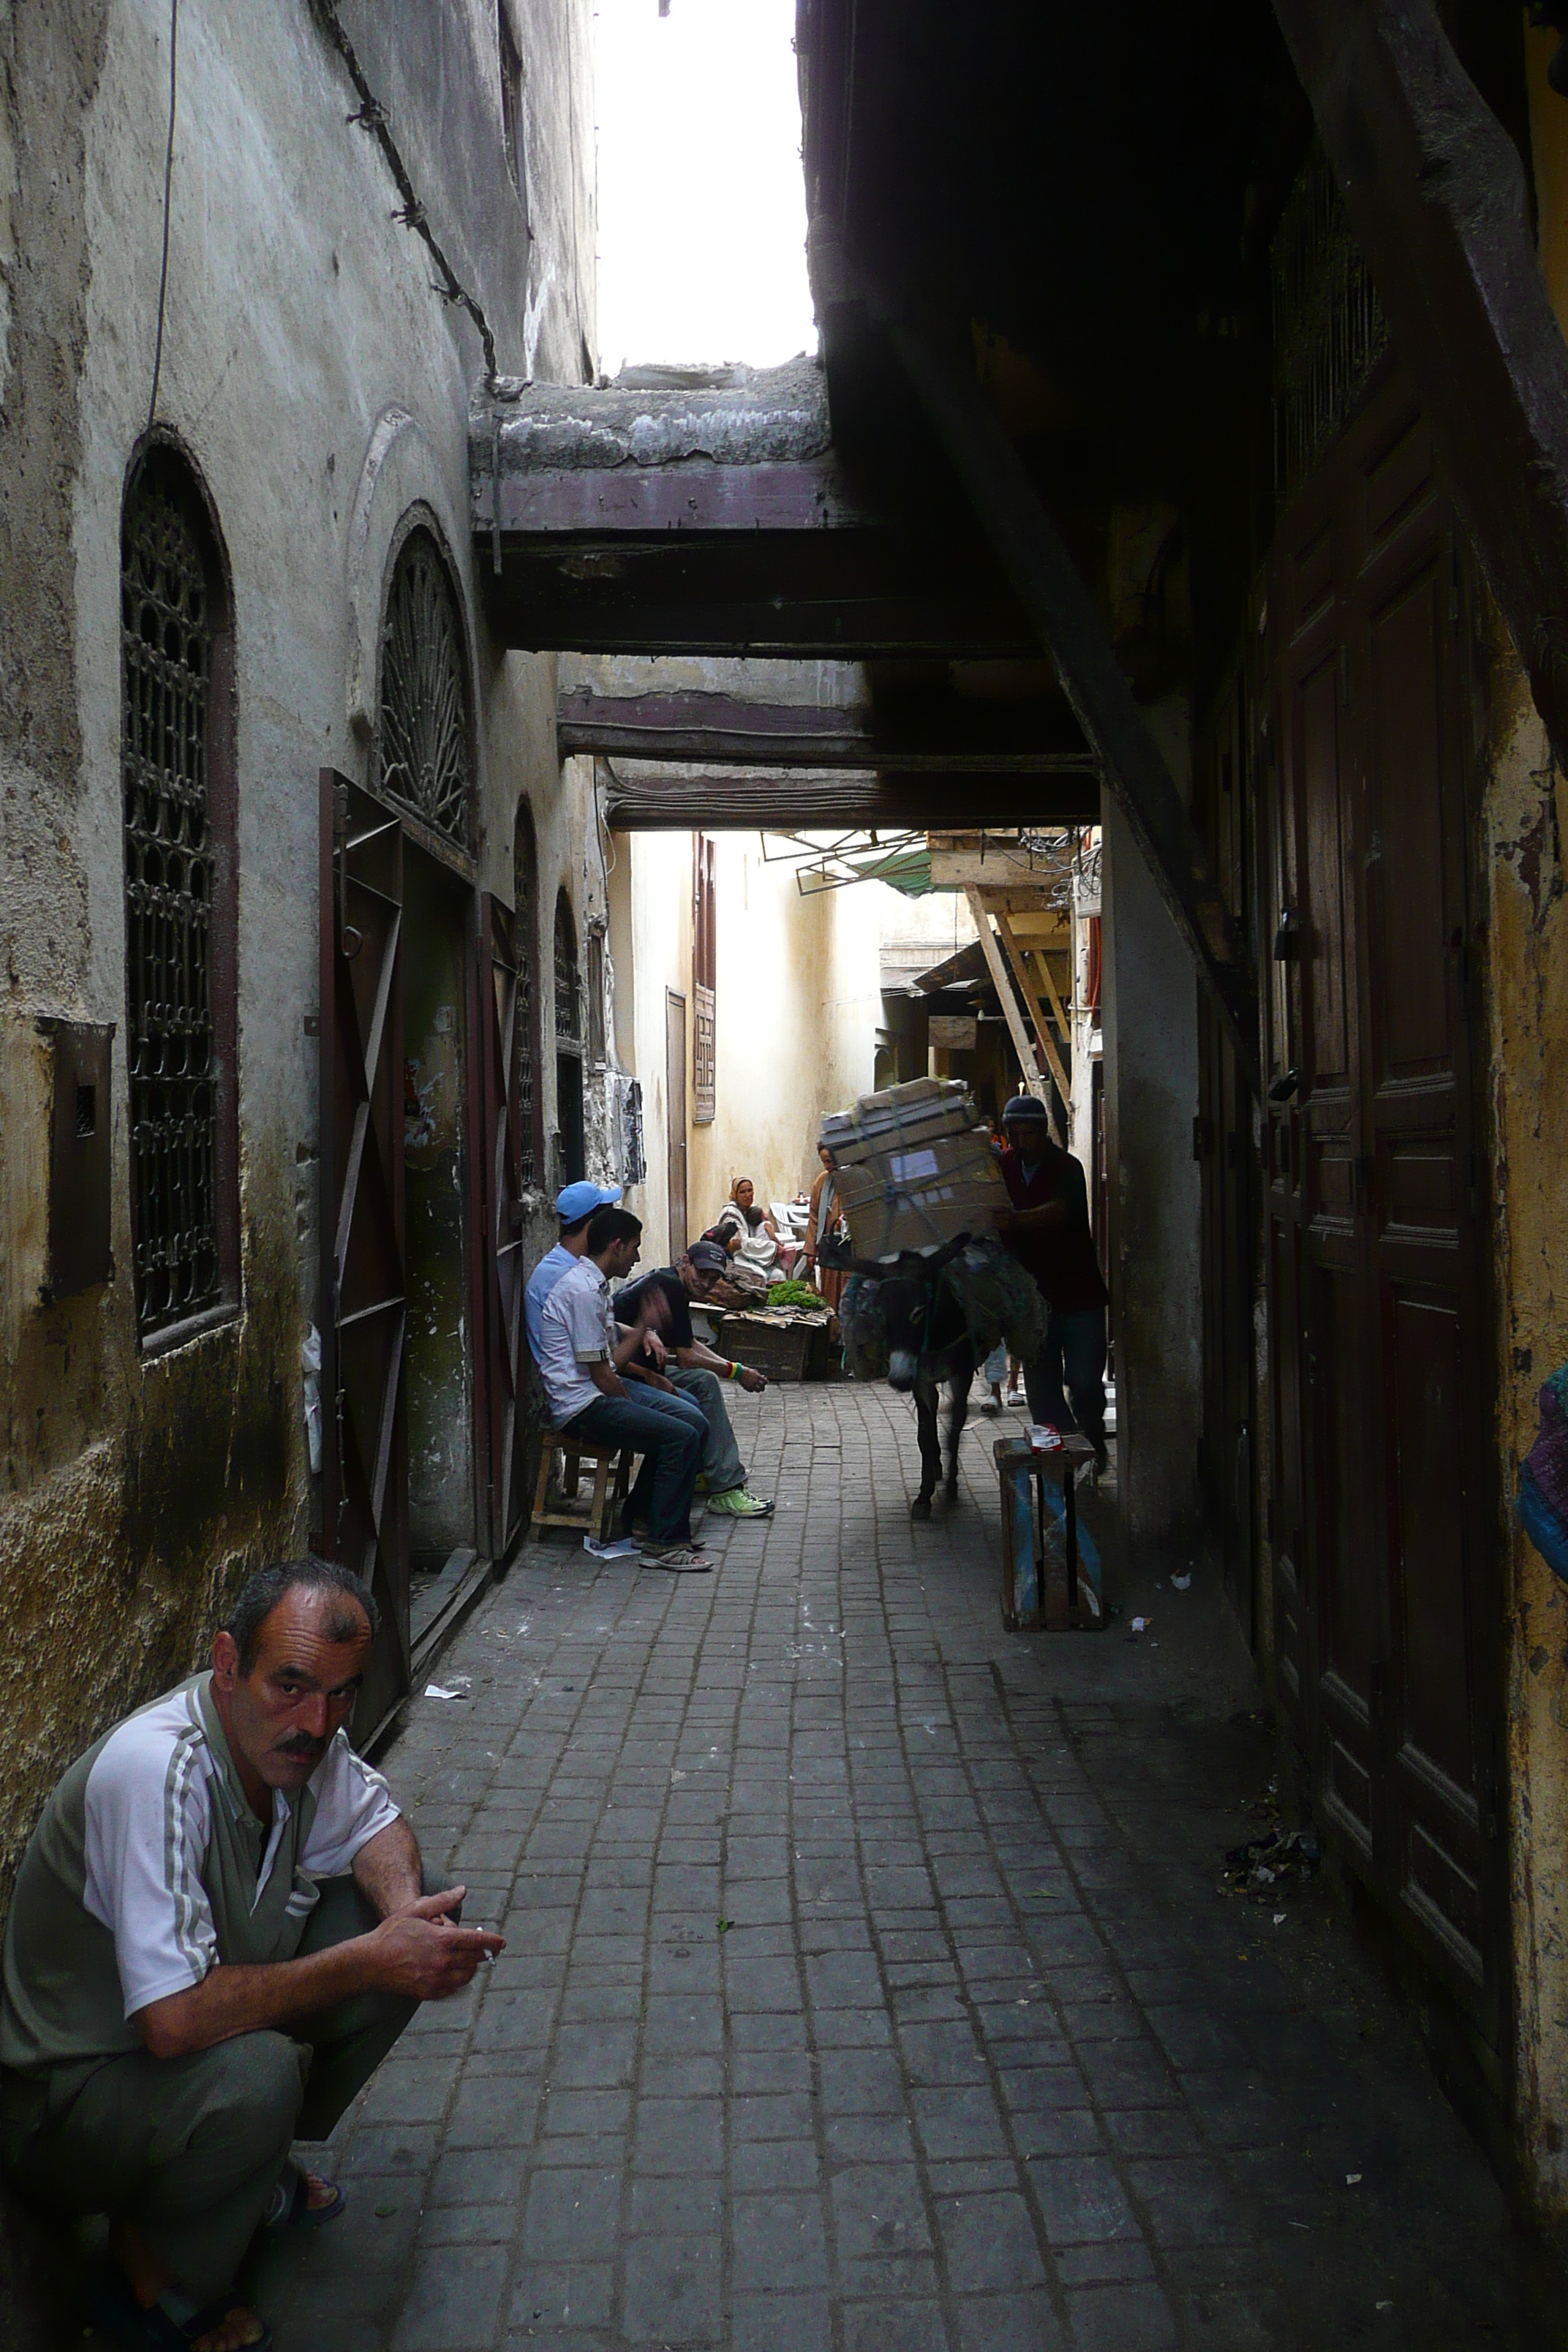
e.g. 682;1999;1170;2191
992;904;1072;1109
557;685;1096;772
601;769;1100;832
965;889;1059;1137
889;317;1260;1093
1269;0;1568;772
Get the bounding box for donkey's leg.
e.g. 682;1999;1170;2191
944;1349;971;1503
911;1376;941;1518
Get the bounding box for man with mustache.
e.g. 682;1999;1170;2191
0;1555;502;2352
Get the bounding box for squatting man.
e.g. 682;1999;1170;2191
0;1556;503;2352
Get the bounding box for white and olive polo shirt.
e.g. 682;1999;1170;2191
0;1672;399;2078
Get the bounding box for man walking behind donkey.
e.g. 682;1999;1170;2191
0;1555;502;2352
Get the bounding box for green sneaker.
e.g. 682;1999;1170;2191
706;1488;774;1518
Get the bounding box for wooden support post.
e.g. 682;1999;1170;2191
889;316;1260;1093
991;903;1072;1109
1270;0;1568;780
1030;945;1071;1044
965;887;1058;1137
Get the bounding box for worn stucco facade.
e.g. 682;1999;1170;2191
0;0;595;1898
608;823;880;1269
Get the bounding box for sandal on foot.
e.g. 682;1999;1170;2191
265;2164;346;2229
80;2265;273;2352
638;1543;711;1572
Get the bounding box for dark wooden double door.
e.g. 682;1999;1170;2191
1262;371;1503;2037
317;772;532;1733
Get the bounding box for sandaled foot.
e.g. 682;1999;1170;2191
638;1542;711;1571
264;2165;345;2230
186;2303;271;2352
80;2264;271;2352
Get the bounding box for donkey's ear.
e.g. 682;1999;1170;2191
820;1240;883;1278
932;1229;972;1268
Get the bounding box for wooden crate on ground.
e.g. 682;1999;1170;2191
717;1307;832;1382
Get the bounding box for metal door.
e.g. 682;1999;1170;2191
666;989;687;1256
319;770;408;1734
476;891;528;1558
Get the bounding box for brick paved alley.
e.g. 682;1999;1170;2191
246;1386;1567;2352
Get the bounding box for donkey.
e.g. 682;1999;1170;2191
827;1232;976;1518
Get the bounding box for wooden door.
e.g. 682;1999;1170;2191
476;892;527;1558
666;989;687;1256
1263;374;1501;2033
319;770;408;1735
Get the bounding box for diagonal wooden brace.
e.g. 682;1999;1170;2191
1270;0;1568;781
889;317;1261;1096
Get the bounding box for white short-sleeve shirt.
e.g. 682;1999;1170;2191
536;1256;617;1425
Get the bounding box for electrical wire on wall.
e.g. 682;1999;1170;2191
146;0;179;430
309;0;508;392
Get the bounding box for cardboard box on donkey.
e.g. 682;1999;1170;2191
821;1077;1009;1261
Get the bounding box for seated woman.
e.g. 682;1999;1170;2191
714;1177;786;1292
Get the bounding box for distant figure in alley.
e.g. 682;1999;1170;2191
0;1557;502;2352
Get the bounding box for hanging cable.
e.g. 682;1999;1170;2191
146;0;179;431
309;0;505;392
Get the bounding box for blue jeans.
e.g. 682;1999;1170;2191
1024;1308;1107;1454
564;1391;703;1542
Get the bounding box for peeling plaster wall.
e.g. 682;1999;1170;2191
618;830;880;1267
1483;637;1568;2212
1101;709;1203;1550
0;0;595;1929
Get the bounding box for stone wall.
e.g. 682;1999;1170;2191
0;0;596;1905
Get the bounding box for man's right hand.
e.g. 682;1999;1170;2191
364;1888;505;1999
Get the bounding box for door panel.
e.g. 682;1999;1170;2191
478;893;527;1558
319;770;409;1735
1262;372;1501;2037
666;989;687;1255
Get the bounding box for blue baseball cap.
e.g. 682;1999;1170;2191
555;1180;622;1223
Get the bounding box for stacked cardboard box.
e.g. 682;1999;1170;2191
821;1077;1009;1260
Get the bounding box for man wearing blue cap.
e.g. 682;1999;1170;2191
524;1180;625;1362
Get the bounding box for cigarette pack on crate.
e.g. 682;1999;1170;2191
821;1077;1009;1260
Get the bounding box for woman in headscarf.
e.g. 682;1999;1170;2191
714;1177;785;1289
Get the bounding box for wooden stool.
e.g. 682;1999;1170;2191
527;1434;633;1545
995;1433;1101;1630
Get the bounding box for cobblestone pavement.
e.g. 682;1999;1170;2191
249;1384;1567;2352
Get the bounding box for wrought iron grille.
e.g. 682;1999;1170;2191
554;894;581;1051
121;470;221;1336
1272;146;1388;504
513;811;537;1187
377;527;473;848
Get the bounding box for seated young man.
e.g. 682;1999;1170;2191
535;1205;706;1570
523;1177;624;1359
614;1239;774;1519
0;1556;502;2352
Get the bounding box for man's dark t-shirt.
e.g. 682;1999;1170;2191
998;1143;1109;1316
614;1267;693;1371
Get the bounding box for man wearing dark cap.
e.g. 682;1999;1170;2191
997;1093;1109;1471
614;1242;774;1519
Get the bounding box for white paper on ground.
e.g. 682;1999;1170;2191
584;1536;641;1558
423;1684;466;1700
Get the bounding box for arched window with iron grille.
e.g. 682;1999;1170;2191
119;442;239;1345
513;802;541;1187
375;521;474;853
